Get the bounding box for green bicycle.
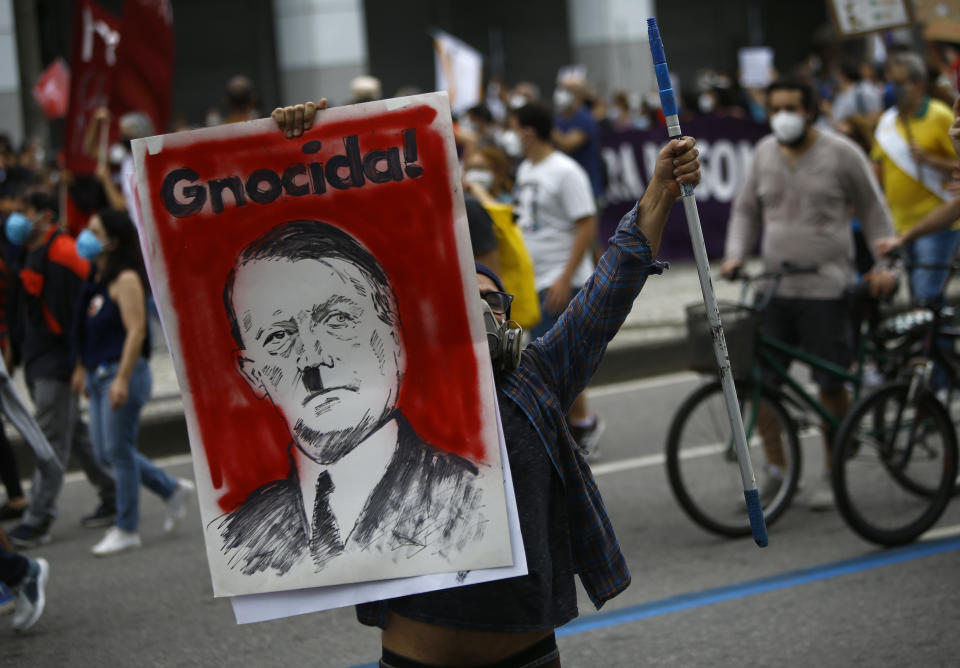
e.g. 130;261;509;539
665;263;906;538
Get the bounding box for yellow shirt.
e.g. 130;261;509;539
871;98;958;234
480;202;541;330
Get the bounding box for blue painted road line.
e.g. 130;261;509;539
558;534;960;636
347;535;960;667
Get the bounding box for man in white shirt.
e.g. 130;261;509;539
510;103;603;457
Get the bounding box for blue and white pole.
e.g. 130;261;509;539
648;17;768;547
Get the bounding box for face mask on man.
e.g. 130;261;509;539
698;93;717;114
769;111;807;145
76;229;104;261
463;168;494;189
553;87;575;111
108;143;127;166
5;212;34;246
508;94;528;110
500;129;523;158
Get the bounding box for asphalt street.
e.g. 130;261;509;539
3;371;960;667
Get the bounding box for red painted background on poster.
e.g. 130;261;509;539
142;105;484;512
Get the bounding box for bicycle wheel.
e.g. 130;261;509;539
832;382;958;546
666;379;801;538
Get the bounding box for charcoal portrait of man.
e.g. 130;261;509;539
215;220;486;578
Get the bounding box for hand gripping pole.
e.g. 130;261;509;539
647;18;768;547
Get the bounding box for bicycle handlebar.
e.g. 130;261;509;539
728;262;820;311
724;261;818;283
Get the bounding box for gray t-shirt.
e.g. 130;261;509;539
725;130;894;299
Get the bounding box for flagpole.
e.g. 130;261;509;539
647;18;768;547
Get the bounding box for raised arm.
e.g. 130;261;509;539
532;137;699;409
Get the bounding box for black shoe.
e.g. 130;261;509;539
81;503;117;528
0;502;27;521
8;522;52;549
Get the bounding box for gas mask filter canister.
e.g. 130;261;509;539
481;300;522;372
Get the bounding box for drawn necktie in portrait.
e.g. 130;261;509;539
132;93;514;598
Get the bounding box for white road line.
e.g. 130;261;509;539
590;453;665;476
587;371;701;398
921;523;960;541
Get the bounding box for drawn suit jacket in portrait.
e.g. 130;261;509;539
215;413;485;577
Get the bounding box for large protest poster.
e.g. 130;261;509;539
600;115;768;259
132;93;513;598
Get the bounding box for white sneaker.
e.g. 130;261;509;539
807;475;835;512
163;479;195;533
11;557;49;631
91;527;142;556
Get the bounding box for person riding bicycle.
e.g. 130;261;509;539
721;77;897;511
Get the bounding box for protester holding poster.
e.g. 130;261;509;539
267;100;700;667
131;88;697;664
133;94;514;598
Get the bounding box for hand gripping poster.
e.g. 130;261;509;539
132;93;514;600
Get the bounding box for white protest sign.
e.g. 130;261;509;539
433;29;484;115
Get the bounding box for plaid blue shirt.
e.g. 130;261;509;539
500;201;663;610
356;201;663;627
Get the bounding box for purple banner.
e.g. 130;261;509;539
600;115;768;260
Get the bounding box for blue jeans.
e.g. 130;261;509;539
903;227;960;389
903;227;960;303
86;358;176;532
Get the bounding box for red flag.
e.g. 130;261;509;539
110;0;174;136
32;58;70;119
63;0;121;173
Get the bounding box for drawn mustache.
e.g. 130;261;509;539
302;366;323;393
300;366;358;406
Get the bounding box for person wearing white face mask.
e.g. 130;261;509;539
721;77;898;512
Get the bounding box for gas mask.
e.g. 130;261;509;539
481;300;522;372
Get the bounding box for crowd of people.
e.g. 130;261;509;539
0;31;959;662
